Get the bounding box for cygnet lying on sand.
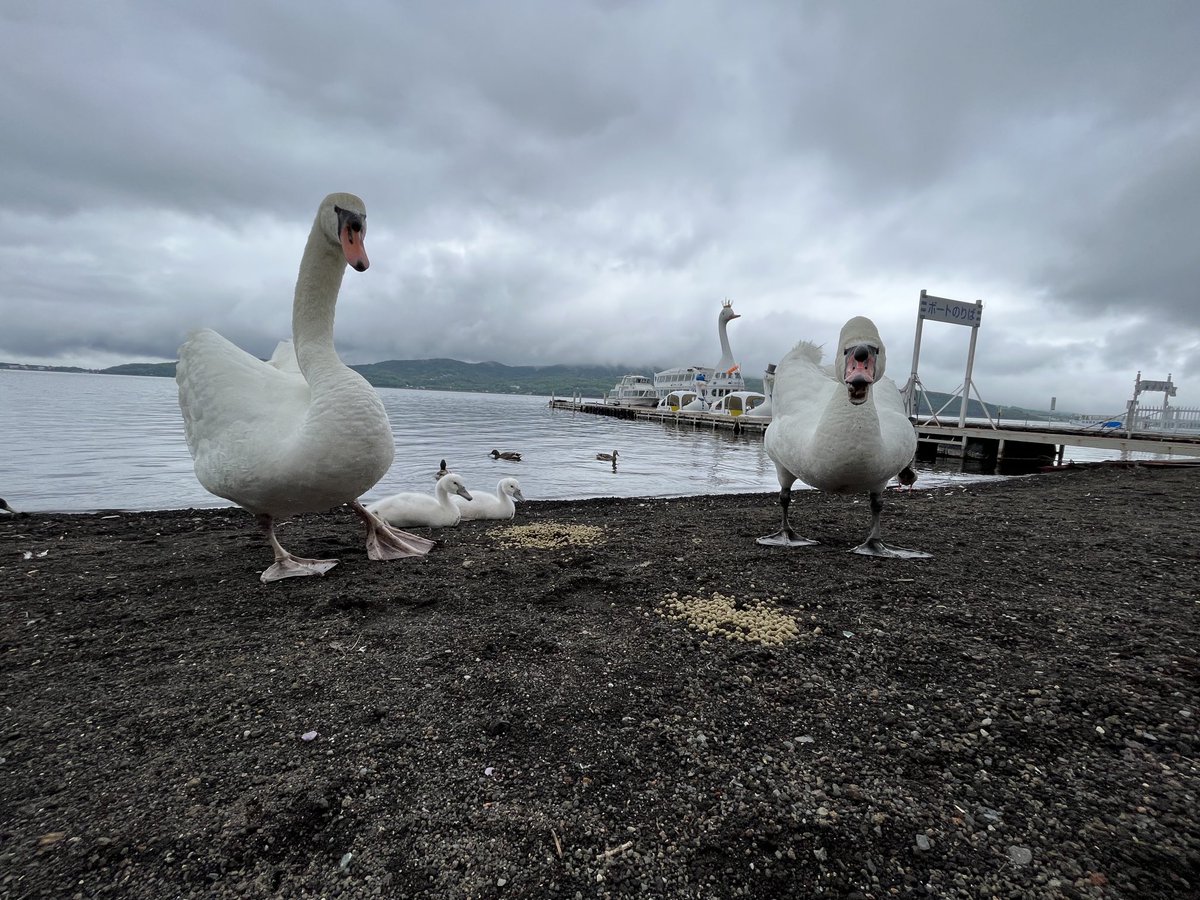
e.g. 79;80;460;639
453;477;524;521
367;474;473;528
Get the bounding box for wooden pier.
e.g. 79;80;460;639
550;398;1200;471
549;398;770;435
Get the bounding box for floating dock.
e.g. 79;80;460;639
551;399;1200;472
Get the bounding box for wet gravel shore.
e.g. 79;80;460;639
2;464;1198;898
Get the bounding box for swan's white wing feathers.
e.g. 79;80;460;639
177;329;312;501
874;375;918;471
452;478;521;520
452;490;510;520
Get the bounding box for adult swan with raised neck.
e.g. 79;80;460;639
177;193;434;582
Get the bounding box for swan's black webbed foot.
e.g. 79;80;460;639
851;538;931;559
756;530;819;548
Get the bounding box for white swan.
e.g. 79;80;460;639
176;193;435;582
453;477;524;521
367;474;474;528
759;316;929;558
714;299;741;373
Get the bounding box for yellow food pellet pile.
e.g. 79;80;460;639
489;522;607;550
658;591;800;646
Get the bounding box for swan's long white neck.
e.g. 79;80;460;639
292;220;348;381
435;480;460;508
716;314;737;371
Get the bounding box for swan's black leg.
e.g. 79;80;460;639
852;491;931;558
757;488;818;548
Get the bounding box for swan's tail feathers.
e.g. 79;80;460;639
768;337;839;416
781;340;824;367
775;339;826;379
267;339;301;373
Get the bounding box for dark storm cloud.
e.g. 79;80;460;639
1;1;1198;412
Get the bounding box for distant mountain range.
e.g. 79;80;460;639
1;358;739;400
0;358;1063;419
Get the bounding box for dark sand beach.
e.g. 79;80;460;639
2;465;1198;899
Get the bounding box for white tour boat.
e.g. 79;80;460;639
606;374;660;407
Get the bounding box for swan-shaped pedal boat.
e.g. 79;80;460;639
176;193;435;582
453;477;524;521
759;316;929;558
367;474;474;528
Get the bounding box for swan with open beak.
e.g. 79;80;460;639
758;316;930;558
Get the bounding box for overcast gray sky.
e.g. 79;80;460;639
2;1;1197;413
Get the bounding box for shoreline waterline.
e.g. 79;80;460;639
3;369;1016;514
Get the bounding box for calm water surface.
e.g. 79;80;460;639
0;369;1114;514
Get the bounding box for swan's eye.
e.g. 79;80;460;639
334;205;365;235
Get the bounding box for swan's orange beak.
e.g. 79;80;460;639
341;225;369;272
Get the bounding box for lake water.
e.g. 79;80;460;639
0;369;1130;514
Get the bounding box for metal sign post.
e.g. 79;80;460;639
1128;372;1177;435
903;290;986;428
